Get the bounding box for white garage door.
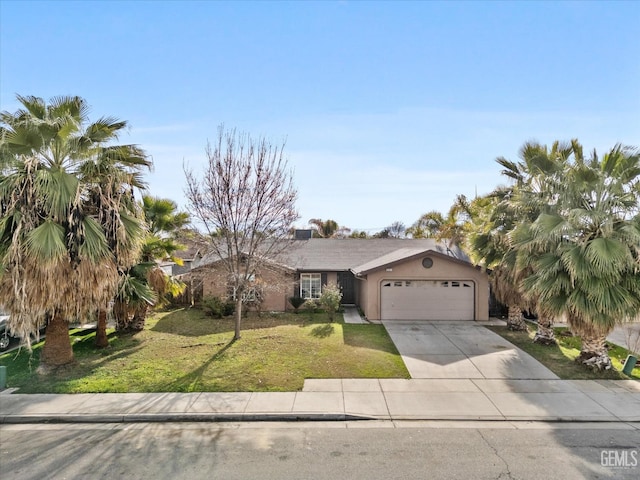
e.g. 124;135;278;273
380;280;474;321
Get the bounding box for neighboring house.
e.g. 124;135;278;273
182;237;490;322
170;235;207;276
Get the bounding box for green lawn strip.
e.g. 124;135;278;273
0;308;409;393
487;325;640;380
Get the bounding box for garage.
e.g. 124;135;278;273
380;279;475;321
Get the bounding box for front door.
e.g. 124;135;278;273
337;271;356;304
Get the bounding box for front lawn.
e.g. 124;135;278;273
0;308;409;393
487;325;640;380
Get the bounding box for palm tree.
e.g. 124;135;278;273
308;218;351;238
0;95;150;366
114;196;189;332
465;191;531;332
468;141;573;335
407;196;471;249
142;195;190;235
516;143;640;369
406;211;445;239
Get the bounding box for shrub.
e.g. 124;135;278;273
318;284;342;322
202;296;235;319
222;300;236;317
302;298;318;321
288;296;306;313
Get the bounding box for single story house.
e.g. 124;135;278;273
183;237;489;322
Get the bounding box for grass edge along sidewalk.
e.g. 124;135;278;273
0;308;409;393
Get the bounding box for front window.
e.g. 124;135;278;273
300;273;322;299
229;274;258;302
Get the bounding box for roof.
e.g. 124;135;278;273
281;239;470;271
350;247;432;274
191;238;473;273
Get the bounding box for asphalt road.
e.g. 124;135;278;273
1;422;638;479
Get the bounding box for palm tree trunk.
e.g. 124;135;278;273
506;305;528;331
40;313;74;368
577;332;612;370
131;304;148;332
95;309;109;348
234;298;242;340
533;316;556;345
113;299;129;332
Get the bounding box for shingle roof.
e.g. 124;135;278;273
350;247;432;274
280;239;469;271
191;238;472;272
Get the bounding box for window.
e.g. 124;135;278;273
229;274;258;302
300;273;322;299
230;287;257;302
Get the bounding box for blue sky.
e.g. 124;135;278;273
1;1;639;233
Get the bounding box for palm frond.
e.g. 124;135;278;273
25;220;66;261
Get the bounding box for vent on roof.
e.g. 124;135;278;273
294;229;313;240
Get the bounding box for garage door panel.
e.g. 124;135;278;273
381;280;474;321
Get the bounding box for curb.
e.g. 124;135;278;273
0;413;375;424
2;414;638;425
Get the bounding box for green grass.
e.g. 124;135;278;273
0;308;409;393
487;325;640;380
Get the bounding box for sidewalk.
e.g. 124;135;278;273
1;378;639;424
2;320;639;425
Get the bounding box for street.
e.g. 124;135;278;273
1;422;638;479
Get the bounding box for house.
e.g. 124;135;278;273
183;238;490;322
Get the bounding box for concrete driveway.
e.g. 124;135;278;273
382;321;559;380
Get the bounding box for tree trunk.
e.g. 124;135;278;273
95;309;109;348
40;313;74;368
533;316;556;345
577;332;612;370
506;305;528;331
131;304;148;332
234;298;242;340
113;299;130;332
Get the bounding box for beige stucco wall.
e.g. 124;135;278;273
359;254;489;321
185;253;488;320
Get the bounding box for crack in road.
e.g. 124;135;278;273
477;429;516;480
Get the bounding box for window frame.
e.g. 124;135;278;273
300;273;322;299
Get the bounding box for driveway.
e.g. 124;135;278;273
382;321;559;380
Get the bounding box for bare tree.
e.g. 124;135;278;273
184;126;299;340
387;221;406;238
374;221;405;238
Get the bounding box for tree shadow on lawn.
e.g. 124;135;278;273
0;331;145;393
160;339;236;392
150;308;329;337
310;323;335;338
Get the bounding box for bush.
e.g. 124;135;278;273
318;284;342;322
288;296;306;313
302;298;318;320
222;300;236;317
202;296;236;319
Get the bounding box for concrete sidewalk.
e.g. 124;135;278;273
1;378;639;424
2;321;639;425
